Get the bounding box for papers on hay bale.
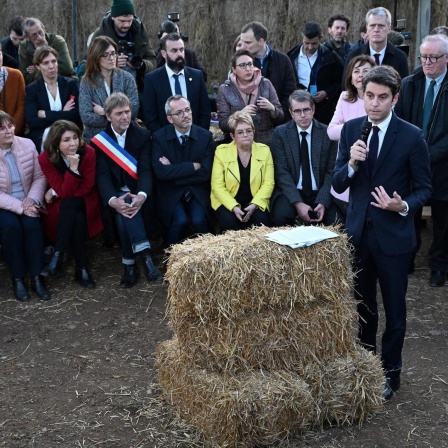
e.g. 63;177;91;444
157;227;384;445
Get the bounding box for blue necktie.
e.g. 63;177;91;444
368;126;380;178
173;74;182;96
422;79;436;139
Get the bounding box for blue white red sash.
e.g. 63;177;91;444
91;131;138;180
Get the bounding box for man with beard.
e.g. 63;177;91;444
143;33;210;132
323;14;352;64
92;92;163;287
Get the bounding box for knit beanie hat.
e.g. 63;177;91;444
110;0;135;17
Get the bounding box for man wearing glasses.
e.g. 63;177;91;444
152;95;214;247
270;89;340;226
395;34;448;287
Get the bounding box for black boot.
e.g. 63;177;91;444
31;276;51;300
41;251;63;277
120;264;139;288
75;267;96;288
12;278;30;302
140;254;163;282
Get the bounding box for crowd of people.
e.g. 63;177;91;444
1;0;447;401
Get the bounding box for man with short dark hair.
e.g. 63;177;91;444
92;92;162;287
0;16;25;66
270;90;340;226
332;65;432;400
240;21;296;121
324;14;352;63
143;33;210;132
288;21;343;125
152;95;214;247
395;34;448;286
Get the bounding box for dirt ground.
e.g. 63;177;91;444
1;224;447;448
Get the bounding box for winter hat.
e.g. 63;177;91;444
110;0;135;17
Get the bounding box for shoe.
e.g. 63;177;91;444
140;255;163;282
12;278;30;302
75;267;96;288
429;270;446;287
31;276;51;300
41;251;63;277
120;264;139;288
383;376;401;401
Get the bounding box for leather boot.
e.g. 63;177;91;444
12;278;30;302
75;267;96;288
31;276;51;300
140;254;163;282
120;264;139;288
41;251;63;277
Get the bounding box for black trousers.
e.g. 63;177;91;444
429;199;448;271
215;205;270;232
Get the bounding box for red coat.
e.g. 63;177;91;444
38;145;103;242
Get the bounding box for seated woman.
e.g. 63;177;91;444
0;44;26;135
0;111;49;301
25;46;80;152
38;120;103;288
211;111;274;232
217;49;283;146
79;36;139;142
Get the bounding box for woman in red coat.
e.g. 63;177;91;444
38;120;103;288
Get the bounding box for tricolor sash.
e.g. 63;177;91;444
91;131;138;180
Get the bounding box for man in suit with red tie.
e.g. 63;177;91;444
332;66;432;400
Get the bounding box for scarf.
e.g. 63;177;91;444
230;67;262;105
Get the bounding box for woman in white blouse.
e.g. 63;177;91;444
25;46;80;152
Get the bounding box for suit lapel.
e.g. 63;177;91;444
372;113;398;178
310;119;323;186
285;121;301;181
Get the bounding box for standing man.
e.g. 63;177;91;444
395;34;448;286
143;33;210;132
92;0;156;93
324;14;352;63
332;66;432;400
152;95;214;247
92;92;162;287
240;21;296;122
344;7;408;83
270;90;340;227
288;22;343;125
0;16;25;66
19;18;76;85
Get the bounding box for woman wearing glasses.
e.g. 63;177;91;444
25;46;80;152
79;36;139;142
0;111;50;301
211;111;274;231
217;49;283;146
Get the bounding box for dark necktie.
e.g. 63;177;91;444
173;73;182;95
368;126;380;177
299;131;312;193
422;79;436;139
181;135;189;147
181;135;192;202
374;53;381;65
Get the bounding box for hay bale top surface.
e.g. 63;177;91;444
166;226;354;318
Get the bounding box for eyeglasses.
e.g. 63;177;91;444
101;52;117;59
168;107;192;118
0;123;15;134
235;128;253;137
418;54;446;64
236;62;254;69
291;107;313;116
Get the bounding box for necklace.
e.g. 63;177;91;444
238;150;251;168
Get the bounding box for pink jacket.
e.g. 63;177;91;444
0;136;46;214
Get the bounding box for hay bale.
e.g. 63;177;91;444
172;300;357;373
156;339;384;447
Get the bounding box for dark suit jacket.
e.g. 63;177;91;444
93;121;152;205
0;37;19;66
343;42;409;88
270;118;337;209
25;75;80;150
332;114;432;256
152;124;214;226
143;66;211;132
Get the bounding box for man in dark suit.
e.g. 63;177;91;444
332;66;432;400
395;34;448;286
152;95;214;247
343;7;408;85
92;92;162;287
270;89;340;226
143;33;210;132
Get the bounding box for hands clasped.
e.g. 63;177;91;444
111;192;146;219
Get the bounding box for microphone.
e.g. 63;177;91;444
355;120;372;167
